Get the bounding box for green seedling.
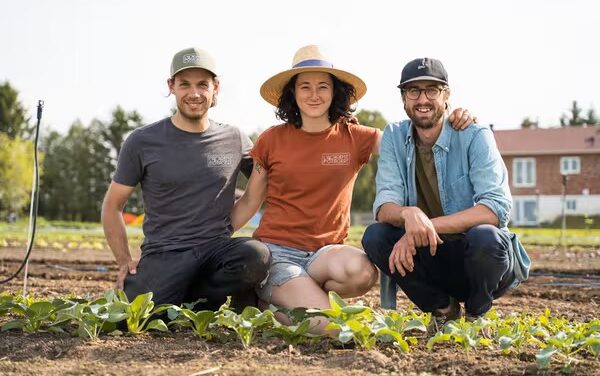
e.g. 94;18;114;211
372;309;425;352
1;300;60;333
216;297;275;348
264;318;318;346
426;317;492;351
167;306;217;339
113;290;170;334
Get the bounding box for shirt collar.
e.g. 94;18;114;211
434;117;452;152
404;116;452;152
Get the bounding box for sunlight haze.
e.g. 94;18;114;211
1;0;598;134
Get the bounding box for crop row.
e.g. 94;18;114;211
0;291;598;371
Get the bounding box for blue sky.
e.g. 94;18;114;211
1;0;598;135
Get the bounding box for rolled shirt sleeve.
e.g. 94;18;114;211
468;127;512;228
373;124;407;219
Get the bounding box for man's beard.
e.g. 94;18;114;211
177;103;203;121
406;104;445;129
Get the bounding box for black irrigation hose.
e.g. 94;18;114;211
0;100;43;284
529;271;600;280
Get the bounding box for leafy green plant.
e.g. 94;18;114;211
264;318;319;346
52;292;128;339
372;309;426;352
1;297;62;333
167;306;217;339
308;292;380;349
112;290;170;334
534;316;600;370
216;297;275;348
426;317;493;351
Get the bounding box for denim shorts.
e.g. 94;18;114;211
256;242;336;303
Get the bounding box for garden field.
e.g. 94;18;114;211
0;223;598;375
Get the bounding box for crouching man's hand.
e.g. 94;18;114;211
116;259;138;290
389;235;416;277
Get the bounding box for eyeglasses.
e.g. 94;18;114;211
401;87;447;100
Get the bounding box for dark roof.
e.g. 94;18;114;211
493;125;600;156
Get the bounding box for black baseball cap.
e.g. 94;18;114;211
398;58;448;88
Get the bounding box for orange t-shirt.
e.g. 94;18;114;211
250;120;378;252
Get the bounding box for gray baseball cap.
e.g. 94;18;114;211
170;47;217;78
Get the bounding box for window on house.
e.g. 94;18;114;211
560;156;581;175
566;199;576;211
513;158;536;187
514;199;538;226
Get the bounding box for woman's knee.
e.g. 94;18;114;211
345;255;378;293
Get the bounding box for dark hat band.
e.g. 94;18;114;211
293;59;334;68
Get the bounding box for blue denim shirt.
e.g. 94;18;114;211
373;118;512;228
374;119;531;285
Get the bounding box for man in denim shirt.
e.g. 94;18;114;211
362;58;529;332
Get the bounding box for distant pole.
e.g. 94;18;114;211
560;174;568;248
535;189;540;227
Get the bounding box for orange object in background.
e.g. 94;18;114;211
131;214;144;226
121;212;137;224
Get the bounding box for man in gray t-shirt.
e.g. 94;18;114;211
101;47;270;311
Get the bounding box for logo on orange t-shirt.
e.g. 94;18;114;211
321;152;350;165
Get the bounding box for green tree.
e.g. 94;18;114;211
39;121;110;221
0;133;35;217
101;106;143;157
520;117;538;129
38;130;66;219
0;81;31;139
351;109;387;212
356;109;387;130
39;107;144;221
560;100;587;127
586;108;598;125
96;107;144;215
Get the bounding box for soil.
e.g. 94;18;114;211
0;244;599;375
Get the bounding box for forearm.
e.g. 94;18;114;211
431;204;499;234
231;194;263;231
232;163;267;231
377;203;415;227
101;207;132;266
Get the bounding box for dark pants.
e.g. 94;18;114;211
124;237;271;312
362;223;515;316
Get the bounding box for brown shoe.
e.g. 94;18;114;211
466;314;493;338
427;297;462;336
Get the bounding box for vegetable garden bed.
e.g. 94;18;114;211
0;231;598;375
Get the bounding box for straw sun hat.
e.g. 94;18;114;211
260;45;367;106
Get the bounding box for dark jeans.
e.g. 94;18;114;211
124;236;271;312
362;223;515;316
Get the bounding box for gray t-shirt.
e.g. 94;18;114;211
113;117;253;254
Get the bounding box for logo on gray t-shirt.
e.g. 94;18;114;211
207;154;234;167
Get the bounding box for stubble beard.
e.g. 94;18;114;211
177;102;204;122
406;104;445;130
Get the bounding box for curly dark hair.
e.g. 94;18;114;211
275;73;357;128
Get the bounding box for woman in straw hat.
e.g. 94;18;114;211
232;45;472;333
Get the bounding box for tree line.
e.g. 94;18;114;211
0;81;383;222
0;81;144;221
521;100;598;128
